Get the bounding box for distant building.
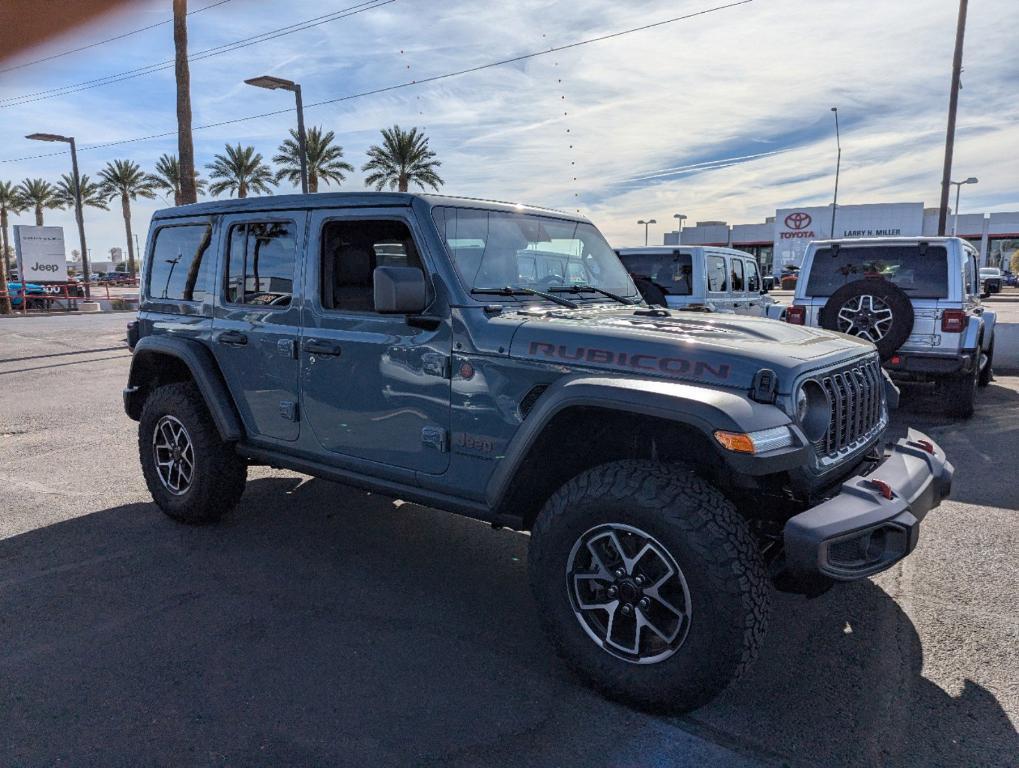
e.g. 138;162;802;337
110;247;124;263
662;202;1019;275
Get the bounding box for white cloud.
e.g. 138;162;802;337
0;0;1016;256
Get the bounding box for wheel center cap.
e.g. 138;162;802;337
617;580;640;603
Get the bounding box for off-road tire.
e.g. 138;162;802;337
937;363;978;418
139;381;247;523
978;338;994;387
819;279;914;360
528;460;770;713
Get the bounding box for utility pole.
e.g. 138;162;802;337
830;107;841;238
937;0;968;236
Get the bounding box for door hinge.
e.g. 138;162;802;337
422;352;451;379
279;400;299;422
421;426;449;453
277;338;297;359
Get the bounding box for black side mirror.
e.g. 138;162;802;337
374;266;427;314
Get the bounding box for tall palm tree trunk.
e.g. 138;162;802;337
174;0;197;205
0;207;11;314
35;205;44;226
309;170;318;194
399;173;408;192
238;180;247;199
120;192;137;279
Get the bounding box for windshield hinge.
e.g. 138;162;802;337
750;368;778;404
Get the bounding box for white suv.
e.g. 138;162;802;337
616;246;782;317
785;237;995;417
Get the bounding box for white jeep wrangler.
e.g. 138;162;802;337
785;237;995;417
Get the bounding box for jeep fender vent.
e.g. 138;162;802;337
520;385;549;418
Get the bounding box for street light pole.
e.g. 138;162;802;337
937;0;969;236
673;213;687;243
637;219;657;246
950;177;978;236
245;75;308;194
830;107;841;239
26;132;91;299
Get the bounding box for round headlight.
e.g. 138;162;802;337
796;380;830;443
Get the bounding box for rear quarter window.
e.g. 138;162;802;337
805;245;948;298
146;223;215;303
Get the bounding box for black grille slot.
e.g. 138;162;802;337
816;358;883;457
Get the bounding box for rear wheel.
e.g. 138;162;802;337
978;338;994;387
528;460;769;712
139;381;247;523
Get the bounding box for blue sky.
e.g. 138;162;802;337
0;0;1016;257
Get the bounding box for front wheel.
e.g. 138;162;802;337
528;460;770;712
139;381;247;523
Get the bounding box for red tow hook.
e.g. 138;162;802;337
910;439;936;455
867;479;895;500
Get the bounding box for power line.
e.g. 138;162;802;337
0;0;233;76
0;0;753;165
0;0;393;108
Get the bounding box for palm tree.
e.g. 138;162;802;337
54;173;110;212
16;178;61;226
362;125;443;193
151;153;206;205
206;144;275;199
174;0;197;204
0;181;25;314
273;126;354;193
99;160;157;279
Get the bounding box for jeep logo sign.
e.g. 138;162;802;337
13;225;68;282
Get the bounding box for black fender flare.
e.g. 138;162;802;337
484;374;804;508
125;335;244;442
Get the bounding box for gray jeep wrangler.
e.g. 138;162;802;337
124;193;953;712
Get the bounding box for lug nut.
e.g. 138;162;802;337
639;597;650;610
615;568;625;578
607;586;618;598
634;575;645;586
620;604;633;616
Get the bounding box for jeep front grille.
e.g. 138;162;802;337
816;357;884;460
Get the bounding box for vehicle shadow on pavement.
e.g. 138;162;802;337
1;477;1015;768
889;377;1019;511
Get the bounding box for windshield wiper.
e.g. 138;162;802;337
472;286;578;309
549;284;636;305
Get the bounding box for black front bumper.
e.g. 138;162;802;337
782;429;953;584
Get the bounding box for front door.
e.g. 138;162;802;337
212;213;306;442
300;209;451;475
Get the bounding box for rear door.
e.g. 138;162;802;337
705;252;733;312
742;257;767;316
212;213;306;442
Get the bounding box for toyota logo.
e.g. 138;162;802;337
785;212;812;230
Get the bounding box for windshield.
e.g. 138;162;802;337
806;245;948;298
431;206;638;300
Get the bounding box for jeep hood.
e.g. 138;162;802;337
507;307;874;392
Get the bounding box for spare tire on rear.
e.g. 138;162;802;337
819;279;914;360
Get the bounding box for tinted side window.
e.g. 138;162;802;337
225;221;297;306
321;219;423;312
707;255;727;292
731;258;745;292
147;224;214;302
746;259;761;292
964;249;977;295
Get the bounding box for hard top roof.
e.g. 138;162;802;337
151;191;589;223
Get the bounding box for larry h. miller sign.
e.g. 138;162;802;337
773;202;924;270
13;225;68;282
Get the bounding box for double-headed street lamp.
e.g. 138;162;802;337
26;132;90;298
949;177;978;236
245;74;308;194
637;218;657;246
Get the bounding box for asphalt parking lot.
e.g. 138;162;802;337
1;313;1016;767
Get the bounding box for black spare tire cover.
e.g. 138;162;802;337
819;279;914;360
